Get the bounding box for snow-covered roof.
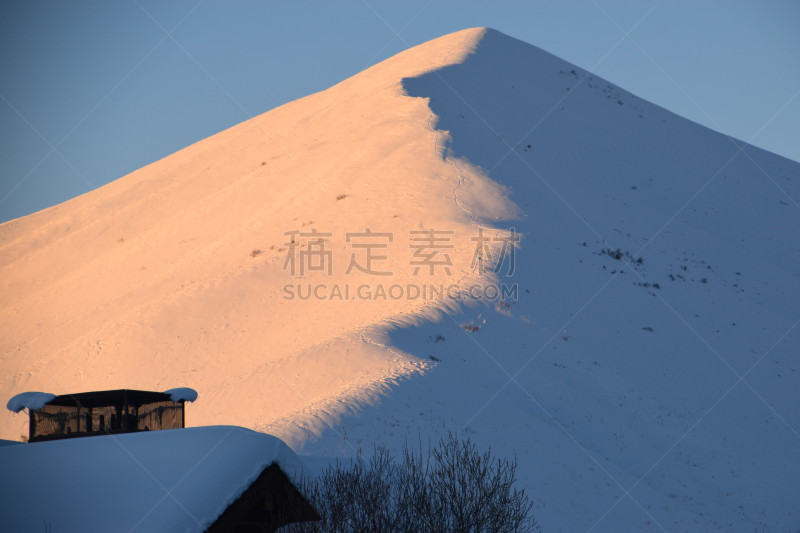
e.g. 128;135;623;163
0;425;308;532
6;388;197;414
163;387;198;402
6;391;56;413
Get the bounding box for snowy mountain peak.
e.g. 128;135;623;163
2;28;798;531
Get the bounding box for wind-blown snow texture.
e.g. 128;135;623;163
301;29;800;531
1;28;798;531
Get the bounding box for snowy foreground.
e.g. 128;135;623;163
0;426;306;532
1;28;798;531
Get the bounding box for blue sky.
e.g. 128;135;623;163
1;0;798;223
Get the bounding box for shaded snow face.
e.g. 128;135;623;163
300;28;800;532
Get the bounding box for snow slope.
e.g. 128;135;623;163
2;27;798;531
0;27;508;440
298;30;800;531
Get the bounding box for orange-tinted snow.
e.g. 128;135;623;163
0;28;517;444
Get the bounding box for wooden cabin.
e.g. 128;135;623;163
9;388;196;442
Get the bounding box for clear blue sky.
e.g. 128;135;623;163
1;1;798;223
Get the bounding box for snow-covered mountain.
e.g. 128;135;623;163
2;28;798;531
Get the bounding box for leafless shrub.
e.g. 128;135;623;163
281;433;536;532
